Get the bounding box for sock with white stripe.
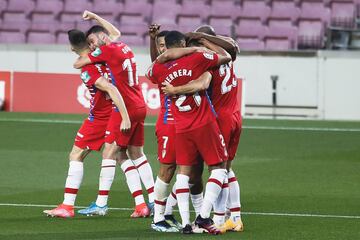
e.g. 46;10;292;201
63;161;83;206
213;175;229;225
175;174;190;227
228;169;242;222
200;168;227;219
121;159;145;206
190;193;203;217
164;184;177;216
133;155;155;203
153;177;169;223
95;159;116;207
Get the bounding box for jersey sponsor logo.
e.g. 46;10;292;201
203;52;214;60
91;47;102;57
80;71;91;83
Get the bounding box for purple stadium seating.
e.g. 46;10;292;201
209;17;233;36
2;12;31;33
270;0;301;23
119;33;144;46
7;0;35;16
123;0;152;20
241;0;271;23
180;0;211;20
298;19;324;48
152;1;181;25
119;15;148;37
0;30;26;43
27;31;56;44
56;31;69;44
235;18;266;39
92;0;123;17
59;13;79;32
34;0;64;16
300;0;331;25
30;12;57;33
267;18;298;47
209;0;241;20
74;20;93;32
265;37;292;50
330;1;356;28
63;0;92;13
0;0;8;14
177;15;202;33
237;37;265;50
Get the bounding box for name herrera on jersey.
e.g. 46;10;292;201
164;69;192;83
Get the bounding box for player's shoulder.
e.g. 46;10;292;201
189;51;216;61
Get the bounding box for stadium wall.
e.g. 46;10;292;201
0;45;359;120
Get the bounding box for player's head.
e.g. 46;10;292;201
187;38;202;47
156;30;169;54
86;25;109;51
165;30;186;49
194;25;216;36
68;29;89;54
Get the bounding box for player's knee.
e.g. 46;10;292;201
69;147;86;161
127;146;143;159
159;164;176;183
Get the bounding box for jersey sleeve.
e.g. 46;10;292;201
80;65;102;85
195;52;219;70
88;45;110;63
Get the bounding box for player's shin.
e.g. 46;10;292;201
228;169;242;221
121;159;145;206
63;161;84;206
153;176;169;223
213;175;229;226
164;184;177;215
133;155;155;203
175;174;191;227
95;159;116;207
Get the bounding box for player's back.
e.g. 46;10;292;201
149;52;219;133
89;42;145;112
209;61;239;116
80;63;112;121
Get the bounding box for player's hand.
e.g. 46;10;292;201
161;81;176;95
82;10;97;20
149;23;160;39
120;119;131;132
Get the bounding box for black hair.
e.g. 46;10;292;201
195;25;216;36
68;29;88;51
187;38;202;47
157;30;169;39
86;25;109;38
165;30;186;48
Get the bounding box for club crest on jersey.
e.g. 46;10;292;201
91;47;102;57
203;52;214;60
80;71;91;83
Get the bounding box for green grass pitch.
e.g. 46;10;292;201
0;112;359;239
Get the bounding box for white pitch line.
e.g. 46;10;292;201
0;118;360;132
0;203;359;220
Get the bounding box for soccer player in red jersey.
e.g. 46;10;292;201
162;26;244;232
73;11;155;218
43;29;131;218
147;30;232;234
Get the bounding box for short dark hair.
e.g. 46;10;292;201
68;29;88;51
195;25;216;36
187;38;202;47
165;30;186;48
157;30;169;39
86;25;109;38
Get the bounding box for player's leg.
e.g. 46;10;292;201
189;161;204;218
43;145;90;218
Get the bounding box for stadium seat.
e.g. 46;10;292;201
0;30;26;43
152;0;181;25
209;0;241;20
177;15;202;34
119;15;148;37
92;0;123;17
123;0;153;21
209;17;233;36
300;0;331;26
236;37;265;50
180;0;211;21
330;1;356;29
7;0;35;16
34;0;64;16
56;31;69;44
235;18;266;40
119;33;144;46
30;12;57;34
270;0;301;23
59;13;79;32
27;31;56;44
0;0;8;15
240;0;271;23
63;0;93;13
74;20;93;32
298;19;324;49
2;12;31;33
267;18;298;47
265;37;292;50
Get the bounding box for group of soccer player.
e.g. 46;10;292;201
43;10;243;235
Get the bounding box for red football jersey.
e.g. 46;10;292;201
80;63;112;121
88;42;146;113
148;52;219;133
209;61;240;116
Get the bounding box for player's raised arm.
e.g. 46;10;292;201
94;77;131;132
156;47;199;63
199;38;231;66
161;71;212;95
149;24;160;62
83;10;121;41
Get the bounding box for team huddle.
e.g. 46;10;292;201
43;11;243;235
